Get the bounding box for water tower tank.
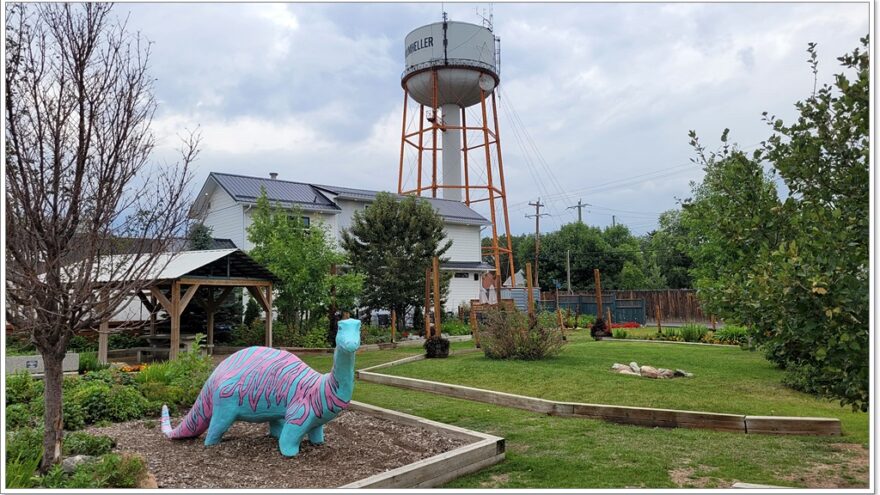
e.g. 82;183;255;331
402;21;499;108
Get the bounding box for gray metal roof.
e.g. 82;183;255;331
211;173;340;213
72;249;280;284
313;183;490;226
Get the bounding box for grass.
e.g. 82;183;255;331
283;337;869;487
375;333;867;445
349;381;866;488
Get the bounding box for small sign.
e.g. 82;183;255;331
25;360;38;369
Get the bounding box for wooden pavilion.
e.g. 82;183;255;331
94;249;280;363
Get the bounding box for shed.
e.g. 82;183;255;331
85;249;280;363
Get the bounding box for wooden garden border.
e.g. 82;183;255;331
600;338;740;348
357;355;841;437
342;401;505;488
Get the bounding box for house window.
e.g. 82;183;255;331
473;273;479;281
454;272;470;279
288;215;310;228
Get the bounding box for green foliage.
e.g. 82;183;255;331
62;399;86;431
5;336;36;355
105;386;149;422
442;320;472;336
39;453;147;488
6;450;42;488
479;308;565;360
643;210;693;289
134;348;213;406
69;382;113;424
108;333;147;350
6;371;43;405
187;222;214;250
713;325;751;346
6;403;32;430
360;324;391;344
63;432;115;456
78;352;109;373
611;329;628;339
6;427;43;465
676;324;709;343
68;335;98;352
683;38;869;411
247;189;361;330
341;191;450;320
243;298;261;326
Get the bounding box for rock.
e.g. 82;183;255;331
640;365;659;379
659;369;675;379
611;363;630;372
674;369;693;378
629;362;640;373
616;368;639;376
62;455;95;474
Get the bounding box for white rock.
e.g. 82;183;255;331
62;455;95;474
629;362;640;373
611;363;630;371
616;368;639;376
640;365;660;379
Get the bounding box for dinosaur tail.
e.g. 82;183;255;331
161;388;213;439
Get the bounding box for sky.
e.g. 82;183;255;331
119;2;869;237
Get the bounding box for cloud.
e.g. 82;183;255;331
124;2;867;236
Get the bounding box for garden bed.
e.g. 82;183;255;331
84;402;502;489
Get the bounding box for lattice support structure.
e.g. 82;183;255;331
398;69;516;285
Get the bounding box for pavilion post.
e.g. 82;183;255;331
265;285;273;347
97;289;109;365
206;304;215;356
149;295;157;336
170;281;181;360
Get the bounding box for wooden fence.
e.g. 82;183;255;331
542;289;706;322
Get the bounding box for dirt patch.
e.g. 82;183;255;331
778;443;869;488
86;409;469;489
480;473;510;488
668;465;723;488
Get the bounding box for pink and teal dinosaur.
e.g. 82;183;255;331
161;318;361;456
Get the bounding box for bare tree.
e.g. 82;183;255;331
5;3;198;471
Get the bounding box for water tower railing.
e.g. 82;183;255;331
401;58;498;81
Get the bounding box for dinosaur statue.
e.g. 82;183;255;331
161;317;361;457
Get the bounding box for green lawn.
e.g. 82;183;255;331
375;334;867;445
295;337;869;488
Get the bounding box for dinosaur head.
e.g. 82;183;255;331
336;318;362;353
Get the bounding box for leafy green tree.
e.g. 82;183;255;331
247;190;362;331
683;38;868;410
187;222;214;250
341;192;451;328
644;210;692;288
243;297;261;326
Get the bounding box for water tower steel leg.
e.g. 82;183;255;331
478;88;502;280
416;104;425;193
398;90;408;194
491;91;517;285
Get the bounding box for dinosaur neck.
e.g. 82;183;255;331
328;346;355;400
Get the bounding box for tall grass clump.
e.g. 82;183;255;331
480;307;564;360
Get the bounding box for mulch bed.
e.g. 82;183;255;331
86;409;469;489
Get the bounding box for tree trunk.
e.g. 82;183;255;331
40;351;65;472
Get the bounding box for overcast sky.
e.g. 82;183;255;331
121;2;868;236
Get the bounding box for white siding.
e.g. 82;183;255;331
445;272;481;312
335;199;367;238
443;224;481;262
241;209;339;252
203;186;245;248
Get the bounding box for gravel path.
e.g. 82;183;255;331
86;409;468;489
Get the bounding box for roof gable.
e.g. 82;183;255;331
211;173;339;213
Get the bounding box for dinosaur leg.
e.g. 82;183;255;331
279;422;307;457
204;410;236;446
268;418;285;439
307;424;325;445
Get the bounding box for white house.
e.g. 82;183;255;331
189;172;493;312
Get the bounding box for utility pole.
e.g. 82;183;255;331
612;215;616;227
567;199;590;224
526;198;548;287
566;250;572;294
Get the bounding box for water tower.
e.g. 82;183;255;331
397;17;516;283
